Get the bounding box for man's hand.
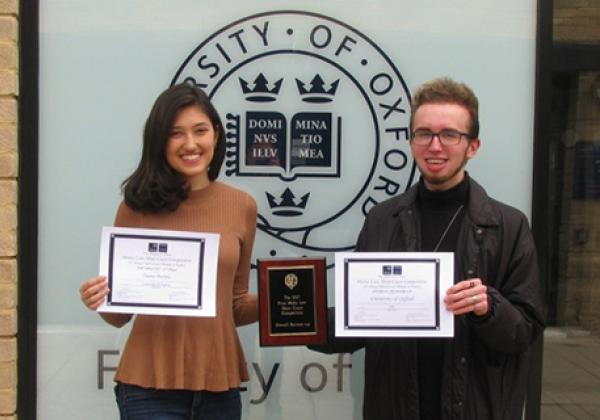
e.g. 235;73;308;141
444;278;489;316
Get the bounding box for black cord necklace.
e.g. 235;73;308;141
432;204;464;252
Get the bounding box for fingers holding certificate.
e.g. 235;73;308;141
335;252;454;337
79;275;109;310
97;226;220;317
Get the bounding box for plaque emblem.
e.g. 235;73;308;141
284;273;298;290
172;11;415;260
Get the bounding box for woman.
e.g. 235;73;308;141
79;83;258;420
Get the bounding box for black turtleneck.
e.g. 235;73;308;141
416;174;469;420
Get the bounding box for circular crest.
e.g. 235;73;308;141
173;11;415;260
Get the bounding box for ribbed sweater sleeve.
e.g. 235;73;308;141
232;192;258;326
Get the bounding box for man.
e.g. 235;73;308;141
310;78;545;419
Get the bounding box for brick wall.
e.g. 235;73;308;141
556;71;600;332
0;0;16;418
551;0;600;332
554;0;600;43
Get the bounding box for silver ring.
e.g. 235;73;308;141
472;295;478;304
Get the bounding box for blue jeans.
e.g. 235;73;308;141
114;383;241;420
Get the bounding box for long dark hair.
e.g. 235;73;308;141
122;83;225;212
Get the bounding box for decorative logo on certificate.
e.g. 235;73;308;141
171;11;415;262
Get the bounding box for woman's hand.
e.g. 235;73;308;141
79;276;109;310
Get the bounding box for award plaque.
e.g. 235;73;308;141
258;257;328;346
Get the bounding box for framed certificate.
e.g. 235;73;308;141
334;252;454;337
97;226;220;317
258;257;328;346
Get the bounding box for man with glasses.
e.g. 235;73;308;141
310;77;545;419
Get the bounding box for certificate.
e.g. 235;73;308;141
97;226;219;317
335;252;454;337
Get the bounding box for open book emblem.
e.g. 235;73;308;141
225;74;341;184
224;73;342;216
172;11;415;253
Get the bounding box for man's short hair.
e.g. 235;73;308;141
410;77;479;138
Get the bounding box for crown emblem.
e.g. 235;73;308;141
239;73;283;102
296;75;339;103
266;188;310;216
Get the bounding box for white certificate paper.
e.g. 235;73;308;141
335;252;454;337
97;226;219;317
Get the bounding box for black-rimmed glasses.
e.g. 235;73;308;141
410;129;471;146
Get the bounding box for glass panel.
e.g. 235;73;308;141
542;70;600;419
37;1;538;418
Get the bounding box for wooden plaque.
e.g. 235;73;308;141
258;257;328;346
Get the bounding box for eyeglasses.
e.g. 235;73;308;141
410;129;471;146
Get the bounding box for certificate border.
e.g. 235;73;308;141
107;233;205;309
343;258;440;330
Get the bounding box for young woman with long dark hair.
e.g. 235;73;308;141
79;83;257;420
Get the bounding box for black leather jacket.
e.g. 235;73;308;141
312;178;545;420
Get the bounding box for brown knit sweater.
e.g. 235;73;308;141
111;181;258;391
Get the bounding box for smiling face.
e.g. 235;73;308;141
166;105;218;190
410;102;480;191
